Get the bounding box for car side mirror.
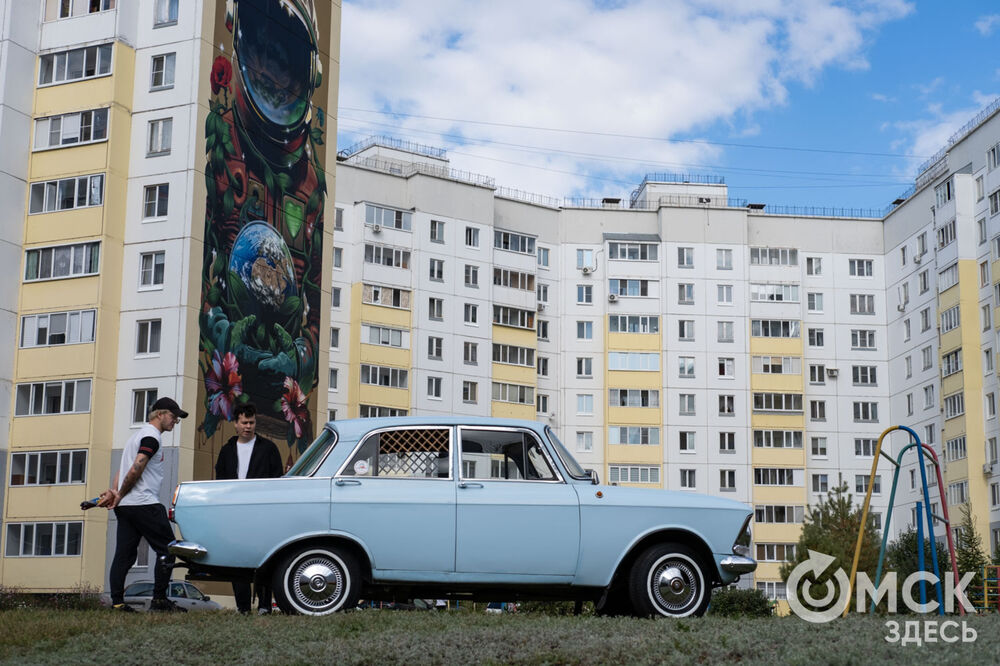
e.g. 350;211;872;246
586;469;599;485
202;596;211;602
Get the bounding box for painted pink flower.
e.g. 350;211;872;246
205;351;242;421
281;376;310;438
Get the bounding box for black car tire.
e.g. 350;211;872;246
272;544;360;616
595;583;633;617
628;542;711;618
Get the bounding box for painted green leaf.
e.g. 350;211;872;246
284;199;304;239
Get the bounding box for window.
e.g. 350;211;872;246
463;303;478;324
328;327;340;349
577;284;593;304
607;352;659;371
427;336;443;360
752;392;803;413
532;395;546;415
903;319;911;341
492;382;534;405
986;349;995;373
921;346;933;370
131;388;158;424
576;357;593;377
536;246;549;266
680;469;696;489
609;314;659;333
576;432;594;452
853;401;879;423
718;357;735;378
364;244;411;269
945;436;967;462
429;219;445;243
941;349;962;377
366;204;412;231
989;393;998;420
851;329;876;350
717;248;733;270
849;258;874;277
459;227;479;248
679;431;696;451
812;474;829;493
428;298;443;321
135;319;161;355
139;251;165;288
360;365;408;389
333;247;342;269
609;465;660;484
939;263;959;291
463;341;477;365
979;217;988;244
536;356;549;376
717;284;734;305
811;437;827;457
807;328;824;347
492;344;535;368
941;305;960;332
343;426;449;477
719;432;735;453
850;294;875;315
720;470;736;491
576;321;593;339
20;310;96;348
494;268;535;292
678;356;695;378
943;393;965;419
5;522;83;557
29;174;104;213
924;385;935;409
9;449;86;486
427;376;442;399
750;283;799;302
577;394;594;415
917;270;929;294
678;320;695;341
679;394;695;415
937;219;957;248
154;0;178;26
147;118;172;156
757;581;787;601
755;505;805;524
608;427;660;446
493;305;534;330
429;258;444;281
677;283;694;304
807;292;823;312
852;365;877;386
142;184;169;219
677;247;694;268
935;178;954;207
755;430;803;449
333;208;343;231
855;438;876;457
610;279;651;297
14;379;92;416
537;319;549;340
463;264;478;288
984;304;993;331
948;481;970;506
754;468;799;486
920;307;930;332
609;389;659;408
576;248;594;268
38;43;113;85
750;247;798;266
982;260;991;287
751;319;799;338
34;108;109;150
332;288;341;308
358;405;408;418
150;53;176;89
363;324;406;348
462;381;477;404
537;283;548;302
753;356;801;375
756;543;796;562
494;231;535;255
609;242;658;261
855;475;882;495
806;256;822;275
810;400;826;421
717;321;734;343
718;394;735;416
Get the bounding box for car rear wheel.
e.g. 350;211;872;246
272;545;360;616
628;543;710;618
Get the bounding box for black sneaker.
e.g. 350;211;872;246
112;603;136;613
149;598;187;613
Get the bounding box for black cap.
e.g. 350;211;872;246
151;397;189;419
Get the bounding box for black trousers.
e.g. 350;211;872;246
109;503;176;605
233;580;273;613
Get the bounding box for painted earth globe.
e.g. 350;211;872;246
228;220;297;321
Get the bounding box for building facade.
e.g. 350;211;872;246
1;0;339;593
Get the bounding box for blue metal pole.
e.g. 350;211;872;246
917;500;926;606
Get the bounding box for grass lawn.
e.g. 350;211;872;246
1;609;998;665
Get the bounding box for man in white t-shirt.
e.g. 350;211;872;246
214;403;284;613
101;397;188;612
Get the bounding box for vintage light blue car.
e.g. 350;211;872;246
169;417;755;617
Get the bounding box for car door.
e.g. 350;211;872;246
455;427;580;577
169;582;196;611
331;426;457;573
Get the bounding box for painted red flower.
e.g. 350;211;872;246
281;376;310;439
205;351;242;421
211;56;233;94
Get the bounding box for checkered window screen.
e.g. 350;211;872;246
347;428;451;478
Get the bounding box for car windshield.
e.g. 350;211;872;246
545;426;589;480
287;428;338;476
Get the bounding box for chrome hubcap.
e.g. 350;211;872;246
652;559;699;613
291;555;345;612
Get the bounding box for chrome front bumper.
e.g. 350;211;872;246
168;540;207;559
720;554;757;574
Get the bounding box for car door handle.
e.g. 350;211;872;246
458;482;483;489
335;479;362;486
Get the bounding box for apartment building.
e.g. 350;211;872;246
2;0;339;592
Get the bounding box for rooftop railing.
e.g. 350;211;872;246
915;96;1000;177
345;155;494;188
337;135;448;161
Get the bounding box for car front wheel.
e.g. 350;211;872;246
272;545;360;616
628;543;711;618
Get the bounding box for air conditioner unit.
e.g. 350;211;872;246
826;368;839;378
698;197;711;204
537;303;546;312
372;223;382;233
913;253;923;264
581;266;592;275
897;303;906;312
608;293;618;302
985;462;995;475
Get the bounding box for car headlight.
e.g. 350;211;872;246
733;514;752;557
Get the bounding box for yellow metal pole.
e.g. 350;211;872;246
843;426;896;617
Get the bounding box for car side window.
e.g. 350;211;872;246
184;583;204;600
125;582;154;597
460;429;556;481
342;427;451;478
170;582;186;598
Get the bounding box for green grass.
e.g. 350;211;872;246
1;609;998;665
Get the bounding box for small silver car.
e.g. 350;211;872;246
117;580;221;612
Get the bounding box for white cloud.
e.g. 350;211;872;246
871;93;896;103
337;0;914;198
975;14;1000;36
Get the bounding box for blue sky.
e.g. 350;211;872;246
336;1;999;211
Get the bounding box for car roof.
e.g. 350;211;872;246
325;417;549;442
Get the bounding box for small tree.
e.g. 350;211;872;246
954;503;989;594
780;484;881;612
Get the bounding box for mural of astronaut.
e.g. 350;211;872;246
199;0;329;458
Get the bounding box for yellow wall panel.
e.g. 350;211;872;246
752;486;806;504
491;324;536;348
10;414;92;448
749;336;802;356
490;401;534;420
606;406;661;425
29;143;110;181
359;344;411;367
752;448;805;467
606;333;660;351
606;444;663;464
753;523;802;542
491;362;535;385
19;277;100;311
359;303;411;329
607;370;660;389
17;345;96;380
750;373;804;393
750;413;804;430
357;384;409;409
24;211;104;246
4;485;87;519
34;78;116;117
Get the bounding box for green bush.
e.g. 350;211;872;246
708;587;773;618
0;584;102;611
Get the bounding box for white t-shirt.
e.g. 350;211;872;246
236;437;256;480
117;423;164;506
